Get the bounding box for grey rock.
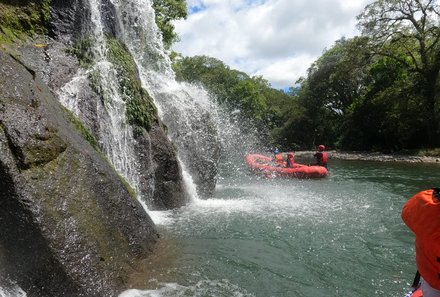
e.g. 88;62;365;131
0;50;159;297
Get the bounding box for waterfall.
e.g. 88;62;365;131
58;0;146;204
109;0;223;197
57;0;255;207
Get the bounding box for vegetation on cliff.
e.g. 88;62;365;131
65;35;158;133
0;0;51;43
106;37;158;133
0;50;159;296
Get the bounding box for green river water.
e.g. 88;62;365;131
123;157;440;297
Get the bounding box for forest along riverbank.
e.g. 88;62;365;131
294;150;440;164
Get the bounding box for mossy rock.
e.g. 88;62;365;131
0;47;159;297
105;36;157;132
0;1;51;44
65;38;95;68
62;106;100;151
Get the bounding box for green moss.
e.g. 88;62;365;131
105;36;157;131
68;192;132;267
22;132;67;169
62;106;100;152
118;174;137;200
125;91;157;132
66;38;95;68
0;1;52;44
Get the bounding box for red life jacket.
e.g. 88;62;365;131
275;154;284;165
314;152;328;167
402;189;440;290
286;153;295;167
321;152;328;164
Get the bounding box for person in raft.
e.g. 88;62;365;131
286;152;295;168
402;188;440;297
273;149;284;166
313;145;328;168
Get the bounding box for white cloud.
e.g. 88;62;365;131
173;0;373;89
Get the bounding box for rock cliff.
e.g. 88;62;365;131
0;50;157;296
0;0;193;295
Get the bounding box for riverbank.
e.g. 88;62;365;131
294;150;440;164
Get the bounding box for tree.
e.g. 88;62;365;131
291;37;372;148
357;0;440;145
339;55;421;150
152;0;187;50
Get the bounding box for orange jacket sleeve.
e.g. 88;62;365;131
402;189;440;290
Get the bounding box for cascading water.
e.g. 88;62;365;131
109;0;226;198
57;0;225;207
0;286;26;297
108;0;264;198
58;0;147;205
59;0;260;208
0;0;262;295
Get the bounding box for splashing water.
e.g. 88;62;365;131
115;160;440;297
0;285;27;297
110;0;264;197
58;0;260;207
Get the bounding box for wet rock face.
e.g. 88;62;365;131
12;0;189;210
49;0;87;40
0;50;159;296
149;124;189;209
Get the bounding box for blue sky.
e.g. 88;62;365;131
188;4;206;13
173;0;373;89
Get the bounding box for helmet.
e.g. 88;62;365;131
318;145;325;151
274;149;280;154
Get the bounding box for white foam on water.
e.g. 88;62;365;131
56;0;262;222
150;180;331;230
118;280;255;297
147;210;174;226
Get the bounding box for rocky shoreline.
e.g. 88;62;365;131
294;150;440;164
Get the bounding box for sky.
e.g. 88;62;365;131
172;0;373;89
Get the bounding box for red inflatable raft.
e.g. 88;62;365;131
245;153;327;179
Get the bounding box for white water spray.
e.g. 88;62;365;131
109;0;227;199
58;0;255;210
58;0;145;202
0;285;26;297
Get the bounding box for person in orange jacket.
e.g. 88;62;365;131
273;149;284;167
402;188;440;297
313;145;328;168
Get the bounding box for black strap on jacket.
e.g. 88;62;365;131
411;271;421;289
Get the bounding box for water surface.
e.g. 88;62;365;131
125;158;440;297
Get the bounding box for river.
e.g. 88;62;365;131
120;156;440;297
